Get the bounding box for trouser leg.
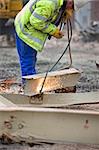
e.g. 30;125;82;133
15;33;37;82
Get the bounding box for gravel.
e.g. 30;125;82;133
0;31;99;149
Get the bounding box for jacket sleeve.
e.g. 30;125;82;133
29;0;57;35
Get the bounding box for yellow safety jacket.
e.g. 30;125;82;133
15;0;64;52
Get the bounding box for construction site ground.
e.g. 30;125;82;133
0;30;99;149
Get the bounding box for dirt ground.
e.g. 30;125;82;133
0;30;99;149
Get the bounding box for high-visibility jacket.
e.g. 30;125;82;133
15;0;64;52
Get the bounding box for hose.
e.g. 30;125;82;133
40;19;73;94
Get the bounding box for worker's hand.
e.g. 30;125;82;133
62;0;74;22
52;28;64;39
62;9;74;22
66;9;74;19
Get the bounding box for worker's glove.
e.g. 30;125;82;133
62;0;74;22
62;9;73;22
66;9;74;19
52;28;64;39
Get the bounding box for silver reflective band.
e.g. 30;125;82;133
29;0;40;13
50;0;58;10
42;24;49;31
32;12;48;21
29;0;58;14
19;20;43;45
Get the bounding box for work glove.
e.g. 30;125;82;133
52;28;64;39
62;0;74;22
65;9;73;19
62;9;74;22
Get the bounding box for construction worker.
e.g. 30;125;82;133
14;0;86;84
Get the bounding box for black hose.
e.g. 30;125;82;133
39;19;72;93
49;19;72;72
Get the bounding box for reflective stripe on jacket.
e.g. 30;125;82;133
15;0;64;52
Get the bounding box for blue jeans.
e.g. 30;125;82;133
16;33;37;80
